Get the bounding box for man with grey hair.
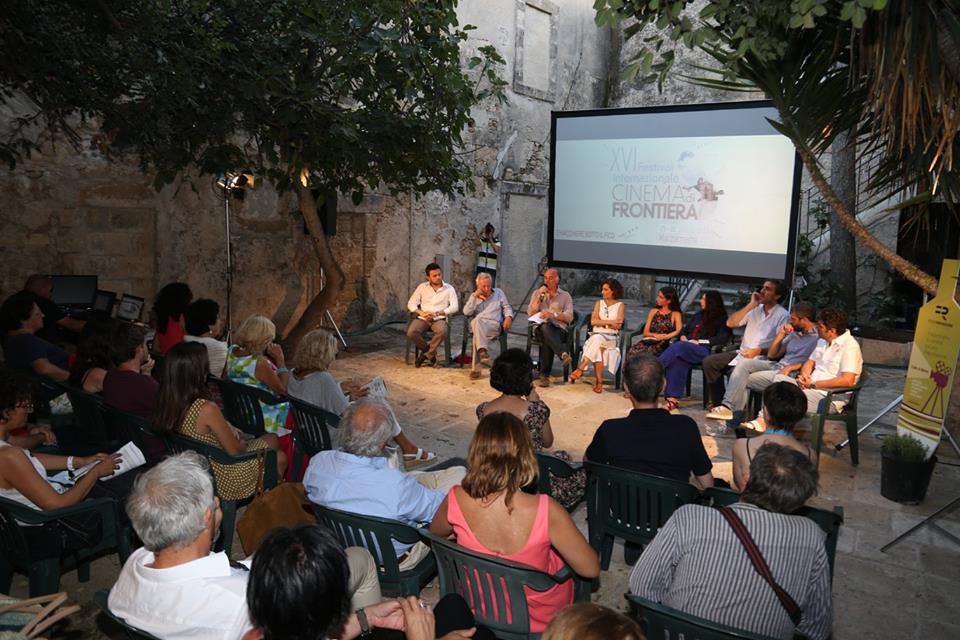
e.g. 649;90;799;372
109;452;384;640
463;271;514;379
630;443;831;640
526;267;574;386
304;399;466;569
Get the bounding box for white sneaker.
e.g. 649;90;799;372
705;405;734;421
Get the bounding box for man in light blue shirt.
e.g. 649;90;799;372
304;399;465;568
462;272;514;379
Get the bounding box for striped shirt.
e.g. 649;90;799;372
629;502;831;640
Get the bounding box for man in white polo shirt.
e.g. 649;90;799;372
775;307;863;413
702;280;790;408
406;262;459;367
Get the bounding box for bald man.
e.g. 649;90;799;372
23;274;85;341
526;268;574;387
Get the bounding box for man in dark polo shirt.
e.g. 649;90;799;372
586;354;714;487
102;323;158;418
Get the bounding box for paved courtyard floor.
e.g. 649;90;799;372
15;312;959;639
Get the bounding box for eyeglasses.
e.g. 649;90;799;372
16;401;35;412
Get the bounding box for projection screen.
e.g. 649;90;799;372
548;101;802;282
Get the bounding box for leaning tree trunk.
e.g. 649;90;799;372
794;144;939;296
829;132;859;312
281;184;346;353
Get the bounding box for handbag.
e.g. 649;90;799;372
236;452;316;555
0;592;81;639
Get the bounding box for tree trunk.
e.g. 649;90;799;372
828;132;859;312
795;145;939;296
281;184;346;353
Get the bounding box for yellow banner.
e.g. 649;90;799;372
897;259;960;456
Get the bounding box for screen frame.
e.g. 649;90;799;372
548;100;803;284
48;275;98;307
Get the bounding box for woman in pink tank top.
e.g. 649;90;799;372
430;412;599;633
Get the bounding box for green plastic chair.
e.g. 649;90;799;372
460;314;509;369
0;496;130;596
404;313;454;367
702;487;844;580
536;453;584;512
62;386;121;453
525;310;580;383
166;433;277;554
313;504;436;596
288;397;338;479
93;588;161;640
421;530;591;640
808;369;869;466
585;461;701;570
627;594;776;640
209;377;287;437
100;405;169;467
572;317;629;389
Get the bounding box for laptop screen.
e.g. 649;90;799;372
49;275;98;307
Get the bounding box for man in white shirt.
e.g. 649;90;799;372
774;308;863;413
406;262;459;367
463;272;513;379
702;279;790;408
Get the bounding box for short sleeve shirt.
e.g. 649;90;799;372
810;331;863;384
780;329;820;366
102;369;160;418
739;304;790;350
2;333;69;373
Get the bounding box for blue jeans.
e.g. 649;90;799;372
659;341;710;398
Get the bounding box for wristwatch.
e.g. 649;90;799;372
356;608;373;638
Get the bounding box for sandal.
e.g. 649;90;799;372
570;368;585;382
664;398;680;412
593;380;603;394
402;448;437;469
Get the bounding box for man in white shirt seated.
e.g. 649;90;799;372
406;262;459;367
109;452;383;640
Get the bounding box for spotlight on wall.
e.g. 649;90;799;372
214;171;255;199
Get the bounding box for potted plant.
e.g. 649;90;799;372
880;433;937;504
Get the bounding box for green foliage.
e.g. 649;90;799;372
0;0;506;197
881;433;928;463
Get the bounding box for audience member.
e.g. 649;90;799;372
701;280;789;408
153;342;286;501
526;268;574;387
626;286;682;358
110;453;384;640
706;302;818;426
68;317;119;393
304;399;465;570
23;274;86;342
102;323;158;418
0;369;56;449
430;412;600;633
400;594;495;640
732;383;815;490
477;348;583;509
407;262;459;368
570;278;625;393
152;282;193;354
462;272;513;380
630;443;830;640
289;328;435;467
657;290;730;411
542;602;644;640
1;291;70;382
183;298;228;377
226;314;291;434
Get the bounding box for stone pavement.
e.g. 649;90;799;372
17;317;959;639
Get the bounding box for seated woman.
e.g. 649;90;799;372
542;603;643;640
288;328;435;467
153;342;286;501
658;290;731;411
626;285;682;359
68;317;119;393
0;368;122;558
570;278;625;393
1;292;70;383
152;282;193;355
226;314;291;435
182;298;228;377
732;382;816;491
430;413;600;634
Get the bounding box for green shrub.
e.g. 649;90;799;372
881;433;928;463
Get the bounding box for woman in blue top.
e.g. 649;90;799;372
226;315;291;434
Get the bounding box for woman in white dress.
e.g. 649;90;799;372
570;279;625;393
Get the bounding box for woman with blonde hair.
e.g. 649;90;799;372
289;328;435;466
225;314;290;434
430;412;599;634
542;603;644;640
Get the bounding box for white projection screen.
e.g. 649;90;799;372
549;101;802;282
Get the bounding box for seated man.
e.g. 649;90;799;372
630;443;831;640
406;262;458;367
102;322;158;418
463;272;513;380
0;291;70;383
23;274;85;343
586;355;714;489
526;267;574;387
304;399;465;570
706;302;819;426
109;452;384;640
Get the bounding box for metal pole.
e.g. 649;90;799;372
836;394;902;450
224;192;233;340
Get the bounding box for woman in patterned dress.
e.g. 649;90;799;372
154;342;286;501
225;315;291;435
570;278;625;393
626;286;683;359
